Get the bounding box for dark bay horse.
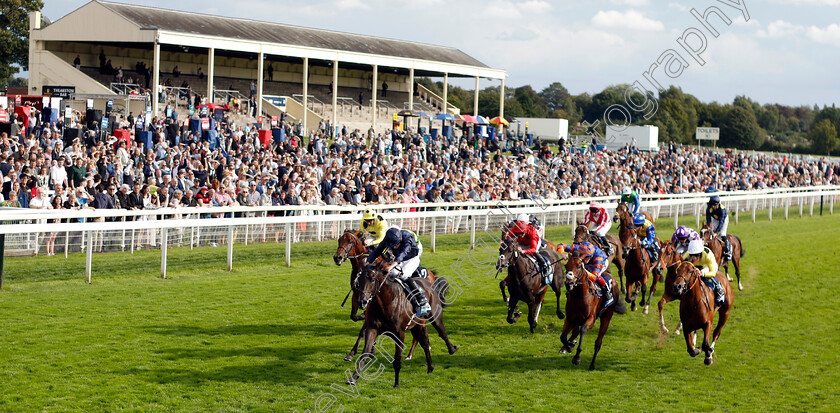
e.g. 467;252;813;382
574;223;625;293
348;260;458;388
496;237;566;333
616;206;654;313
651;242;686;335
672;261;734;366
334;229;446;361
558;256;626;370
700;224;745;291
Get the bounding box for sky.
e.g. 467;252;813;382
40;0;840;108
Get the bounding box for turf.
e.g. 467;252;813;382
1;210;838;412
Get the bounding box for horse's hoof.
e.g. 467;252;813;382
631;303;637;312
449;345;459;355
346;379;356;385
343;355;353;362
557;311;565;320
704;356;713;366
405;355;413;361
572;356;581;365
559;348;568;354
642;306;649;315
727;275;733;282
427;366;434;374
589;364;596;371
674;329;681;336
393;384;400;389
739;283;743;291
661;327;669;335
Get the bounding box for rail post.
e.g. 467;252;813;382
785;197;789;220
160;228;168;278
430;217;436;253
799;196;804;217
751;199;756;223
227;225;235;271
0;234;5;290
85;231;94;284
469;215;476;250
285;223;291;267
810;196;815;216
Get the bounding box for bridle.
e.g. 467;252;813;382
355;264;387;311
564;257;593;298
336;230;368;261
673;261;700;297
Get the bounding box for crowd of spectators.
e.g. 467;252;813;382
1;107;838;217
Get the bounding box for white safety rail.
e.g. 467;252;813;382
1;186;838;282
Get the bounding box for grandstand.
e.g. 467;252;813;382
27;1;506;131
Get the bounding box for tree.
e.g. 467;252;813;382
539;82;570;113
721;106;763;149
513;85;548;118
0;0;44;81
809;119;839;155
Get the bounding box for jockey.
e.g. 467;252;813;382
367;227;430;318
508;213;553;286
685;242;726;307
671;225;703;255
633;214;660;263
620;187;641;216
556;242;613;307
360;208;389;246
705;195;732;261
583;201;613;256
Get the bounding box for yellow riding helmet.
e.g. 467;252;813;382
362;209;376;220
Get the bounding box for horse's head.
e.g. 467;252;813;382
354;260;388;311
671;261;699;297
573;224;590;244
619;223;639;255
700;225;713;245
496;237;519;271
563;255;586;292
658;241;682;269
334;229;361;266
613;203;628;223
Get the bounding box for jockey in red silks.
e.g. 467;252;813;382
506;213;552;286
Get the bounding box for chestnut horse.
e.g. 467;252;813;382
671;261;734;366
347;260;458;388
558;256;626;370
496;237;566;333
616;206;655;313
613;202;655;229
700;224;745;291
574;223;625;293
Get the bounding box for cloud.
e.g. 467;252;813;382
485;0;521;19
732;15;758;27
591;10;664;31
807;24;840;47
667;2;689;12
756;20;804;38
519;0;552;13
773;0;840;5
496;27;540;41
611;0;650;5
333;0;371;11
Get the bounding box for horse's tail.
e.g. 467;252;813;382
613;298;628;315
734;235;745;257
429;269;451;308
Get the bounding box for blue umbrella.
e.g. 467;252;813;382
434;113;455;121
416;111;432;118
475;115;489;124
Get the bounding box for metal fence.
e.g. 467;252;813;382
1;186;838;283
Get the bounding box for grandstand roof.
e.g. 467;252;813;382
96;1;488;69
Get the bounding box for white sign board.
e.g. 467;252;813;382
696;127;719;141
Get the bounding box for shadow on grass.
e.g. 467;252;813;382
147;323;360;338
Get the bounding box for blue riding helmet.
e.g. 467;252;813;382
709;195;721;203
632;213;646;226
383;227;401;246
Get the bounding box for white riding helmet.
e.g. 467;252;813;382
622;187;632;196
687;240;704;255
517;213;529;223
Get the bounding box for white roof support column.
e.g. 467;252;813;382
256;51;264;125
371;64;378;132
499;77;505;119
473;76;479;116
152;41;160;117
302;57;309;136
408;67;414;112
442;72;448;115
206;47;215;104
332;60;338;128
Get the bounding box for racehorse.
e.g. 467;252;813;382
700;224;745;291
558;255;626;370
334;229;448;361
651;242;686;335
613;202;655;227
616;207;655;313
496;236;566;333
574;223;625;293
347;260;459;388
671;261;734;366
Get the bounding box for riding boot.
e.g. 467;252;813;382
649;245;659;263
538;254;553;286
600;235;612;256
404;277;430;317
723;236;732;262
600;278;614;307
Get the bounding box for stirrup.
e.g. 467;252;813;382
415;303;431;318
